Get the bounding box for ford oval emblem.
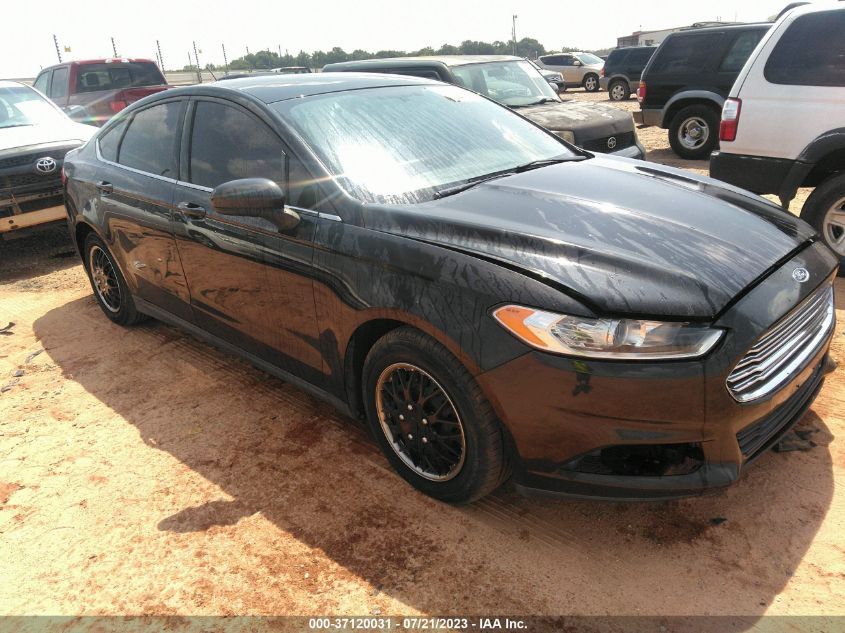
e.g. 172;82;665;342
792;267;810;283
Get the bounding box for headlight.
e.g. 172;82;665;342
554;130;575;144
493;305;723;360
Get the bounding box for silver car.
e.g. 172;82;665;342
536;52;605;92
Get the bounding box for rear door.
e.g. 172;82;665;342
47;66;70;110
644;32;726;107
627;48;655;83
171;97;323;383
93;99;192;320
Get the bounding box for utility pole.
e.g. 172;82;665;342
278;44;283;61
222;43;229;75
193;41;202;83
53;35;62;63
111;37;118;57
246;46;251;71
156;40;164;72
512;14;518;56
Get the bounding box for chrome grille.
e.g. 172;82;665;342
727;283;834;403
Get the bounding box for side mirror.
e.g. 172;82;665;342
548;81;560;91
573;60;583;67
210;178;300;232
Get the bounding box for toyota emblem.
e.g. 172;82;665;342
607;136;617;150
35;157;57;174
792;267;810;283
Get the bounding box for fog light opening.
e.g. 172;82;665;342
563;443;704;477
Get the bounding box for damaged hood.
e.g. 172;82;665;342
515;100;633;135
363;156;814;319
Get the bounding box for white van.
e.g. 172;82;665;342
709;2;845;266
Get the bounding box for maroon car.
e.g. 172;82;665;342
32;58;168;127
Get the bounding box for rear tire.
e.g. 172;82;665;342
362;327;509;503
668;105;720;160
800;173;845;271
83;233;146;326
608;80;631;101
583;73;600;92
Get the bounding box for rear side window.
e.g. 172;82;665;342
76;62;165;94
541;55;567;66
188;101;284;189
629;48;656;65
50;67;69;98
606;50;628;66
391;69;441;80
118;102;181;177
650;33;724;74
765;10;845;87
98;118;128;162
33;72;50;95
719;31;764;73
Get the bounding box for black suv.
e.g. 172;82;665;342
324;56;645;159
634;23;770;159
600;46;656;101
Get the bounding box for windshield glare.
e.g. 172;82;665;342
0;86;67;129
451;60;561;107
576;53;604;66
276;85;574;204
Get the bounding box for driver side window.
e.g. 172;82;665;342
188;100;323;210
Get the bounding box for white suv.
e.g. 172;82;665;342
710;3;845;266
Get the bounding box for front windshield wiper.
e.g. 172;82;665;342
432;171;513;199
433;157;585;199
512;98;559;108
514;157;586;173
0;123;34;130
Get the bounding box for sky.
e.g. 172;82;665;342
1;0;808;78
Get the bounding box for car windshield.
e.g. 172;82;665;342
275;84;576;204
450;60;561;107
576;53;604;65
0;85;67;129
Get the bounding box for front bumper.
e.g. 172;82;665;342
609;140;646;160
0;202;66;234
477;241;838;500
633;108;662;127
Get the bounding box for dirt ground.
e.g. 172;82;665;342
1;89;843;629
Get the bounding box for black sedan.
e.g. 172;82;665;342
63;74;837;502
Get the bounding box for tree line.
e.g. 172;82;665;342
181;38;612;72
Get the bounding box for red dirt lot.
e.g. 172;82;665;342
0;90;843;631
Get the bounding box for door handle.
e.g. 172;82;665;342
96;181;113;194
177;201;207;219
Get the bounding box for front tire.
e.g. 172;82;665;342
84;233;146;326
608;80;631;101
668;105;720;160
583;73;600;92
362;327;509;503
800;173;845;271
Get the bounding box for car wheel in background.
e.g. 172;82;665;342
800;173;845;271
84;233;146;326
608;80;630;101
668;105;720;160
362;326;509;503
583;74;600;92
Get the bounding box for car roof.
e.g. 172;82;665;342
160;72;438;104
612;46;657;51
39;58;157;71
324;55;522;71
670;22;770;36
